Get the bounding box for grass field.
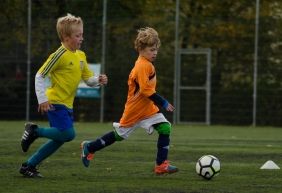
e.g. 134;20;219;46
0;121;282;193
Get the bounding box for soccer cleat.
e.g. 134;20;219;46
154;160;179;175
21;122;38;152
81;141;94;167
19;163;43;178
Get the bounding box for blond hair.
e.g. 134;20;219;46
56;13;83;41
134;27;161;51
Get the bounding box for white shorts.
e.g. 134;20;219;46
113;113;170;139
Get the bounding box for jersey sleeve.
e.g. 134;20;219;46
35;73;48;104
80;52;94;80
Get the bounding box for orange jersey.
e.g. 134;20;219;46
120;56;160;127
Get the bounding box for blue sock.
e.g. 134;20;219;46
26;127;75;167
27;140;64;167
37;127;75;142
156;134;170;165
88;131;116;153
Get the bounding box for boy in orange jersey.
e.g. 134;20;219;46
81;27;178;175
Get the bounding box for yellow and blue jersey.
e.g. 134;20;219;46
38;44;93;108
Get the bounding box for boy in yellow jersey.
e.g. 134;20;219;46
19;13;108;178
81;27;178;175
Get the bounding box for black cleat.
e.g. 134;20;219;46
19;163;43;178
21;122;38;152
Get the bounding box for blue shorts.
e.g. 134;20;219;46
47;104;74;131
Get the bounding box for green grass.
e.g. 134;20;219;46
1;121;282;193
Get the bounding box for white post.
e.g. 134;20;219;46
173;0;180;124
26;0;31;121
253;0;260;126
100;0;107;122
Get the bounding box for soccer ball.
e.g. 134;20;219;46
196;155;220;180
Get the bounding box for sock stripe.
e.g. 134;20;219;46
100;138;106;146
163;145;169;150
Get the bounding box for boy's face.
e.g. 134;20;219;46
64;25;83;51
139;45;158;62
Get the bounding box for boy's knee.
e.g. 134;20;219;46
64;128;76;142
114;130;124;141
65;134;75;142
155;123;171;135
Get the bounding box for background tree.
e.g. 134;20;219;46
1;0;282;126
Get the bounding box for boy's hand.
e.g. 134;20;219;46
38;102;54;114
99;74;108;85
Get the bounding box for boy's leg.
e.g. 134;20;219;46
21;122;39;152
21;124;75;152
20;127;75;177
155;123;171;165
154;122;178;174
37;126;76;142
156;134;170;165
88;131;122;152
20;105;75;177
21;107;75;153
81;130;123;167
26;139;64;167
19;140;63;178
26;127;75;165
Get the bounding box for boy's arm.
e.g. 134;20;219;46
84;76;99;87
84;74;108;87
148;93;168;109
149;93;175;112
35;73;48;104
35;73;54;114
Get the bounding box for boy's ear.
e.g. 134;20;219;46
62;35;69;42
